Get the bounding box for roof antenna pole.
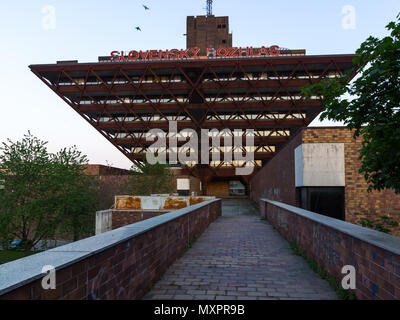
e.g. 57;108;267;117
206;0;213;16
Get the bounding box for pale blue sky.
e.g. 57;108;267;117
0;1;399;169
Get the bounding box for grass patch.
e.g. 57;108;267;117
168;281;181;288
289;241;356;300
185;235;197;251
0;249;39;265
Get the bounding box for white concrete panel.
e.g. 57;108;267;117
177;178;190;190
295;143;345;187
294;145;303;187
95;210;112;235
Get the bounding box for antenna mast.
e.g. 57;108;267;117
206;0;213;16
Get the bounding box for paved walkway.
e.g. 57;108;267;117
144;199;338;300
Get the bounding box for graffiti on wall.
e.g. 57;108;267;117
312;224;340;267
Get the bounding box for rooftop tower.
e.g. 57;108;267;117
186;14;232;55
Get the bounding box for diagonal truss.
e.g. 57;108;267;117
30;55;358;177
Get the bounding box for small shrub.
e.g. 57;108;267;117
358;216;399;234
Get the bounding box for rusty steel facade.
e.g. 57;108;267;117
30;55;357;177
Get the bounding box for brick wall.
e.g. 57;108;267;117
83;164;130;176
189;176;202;195
112;211;168;230
172;173;202;195
0;200;221;300
303;128;400;235
260;199;400;300
206;181;230;197
250;127;400;236
250;130;303;206
96;175;130;210
186;15;232;56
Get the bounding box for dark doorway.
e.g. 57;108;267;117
177;190;190;196
229;180;246;196
298;187;345;220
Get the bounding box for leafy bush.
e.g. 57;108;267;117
358;216;399;234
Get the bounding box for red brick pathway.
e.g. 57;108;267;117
143;199;338;300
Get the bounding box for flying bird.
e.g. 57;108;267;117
135;26;142;31
143;4;150;10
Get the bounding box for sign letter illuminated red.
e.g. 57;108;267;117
217;47;228;57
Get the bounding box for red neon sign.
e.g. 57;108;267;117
111;46;281;61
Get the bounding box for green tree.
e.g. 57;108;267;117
125;161;174;196
0;132;60;254
302;14;400;193
0;132;98;254
52;147;99;241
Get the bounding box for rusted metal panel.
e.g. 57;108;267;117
115;196;141;210
114;195;215;210
162;197;189;210
189;197;209;206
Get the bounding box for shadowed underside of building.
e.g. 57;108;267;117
30;56;357;196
